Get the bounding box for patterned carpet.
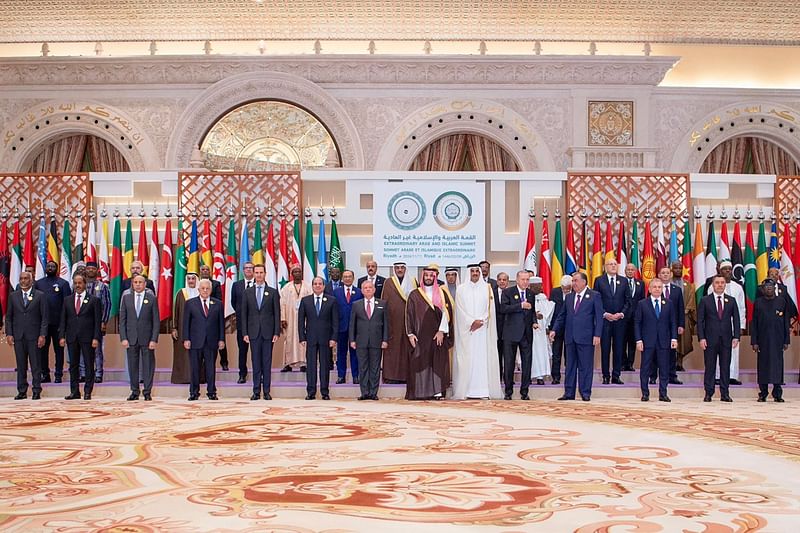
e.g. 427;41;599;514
2;398;799;532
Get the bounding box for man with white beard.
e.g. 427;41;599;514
452;264;502;399
529;276;553;385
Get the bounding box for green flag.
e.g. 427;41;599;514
303;219;316;282
59;218;72;283
109;219;123;318
630;220;640;273
755;221;768;283
123;218;134;280
173;219;187;303
744;222;757;322
224;218;238;317
328;219;343;271
252;218;264;266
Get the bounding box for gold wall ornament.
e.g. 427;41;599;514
588;101;633;146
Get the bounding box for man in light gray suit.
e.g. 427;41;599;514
349;280;389;400
6;271;48;400
119;275;160;401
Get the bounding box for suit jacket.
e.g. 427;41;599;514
325;279;345;295
494;284;505;339
551;288;605;345
34;275;72;326
349;297;389;349
334;284;363;333
499;286;535;343
182;296;225;349
594;274;632;317
662;282;686;329
696;292;740;345
119;289;160;346
120;277;156;296
625;277;646;318
59;291;103;343
5;288;48;341
634;296;677;349
240;284;281;340
209;279;223;300
357;275;386;298
298;293;339;345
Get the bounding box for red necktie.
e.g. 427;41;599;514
346;287;351;303
203;299;209;317
366;300;372;319
716;296;723;319
75;294;81;314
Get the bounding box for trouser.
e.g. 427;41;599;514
551;333;565;380
640;346;669;397
336;330;359;379
219;344;229;368
497;338;504;380
704;339;731;397
564;342;594;399
127;344;155;395
79;335;105;378
623;318;637;369
236;327;249;378
503;337;532;397
650;348;679;381
357;346;382;398
39;324;65;378
600;319;626;379
250;336;274;396
759;383;783;399
69;341;95;396
305;341;332;396
190;346;217;396
15;339;42;396
716;341;740;380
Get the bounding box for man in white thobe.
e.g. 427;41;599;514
708;260;746;384
452;264;502;400
529;276;553;384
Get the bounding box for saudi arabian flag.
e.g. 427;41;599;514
328;219;343;271
173;219;187;301
109;218;123;318
252;218;265;266
303;219;316;283
551;218;564;289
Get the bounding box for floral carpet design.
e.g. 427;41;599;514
1;399;799;532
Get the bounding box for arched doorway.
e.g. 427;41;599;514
700;135;799;174
409;133;520;171
25;134;131;173
199;100;340;171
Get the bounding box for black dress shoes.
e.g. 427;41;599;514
14;393;26;400
552;379;560;385
127;393;139;401
300;366;307;372
322;394;331;400
757;395;767;402
95;376;103;384
536;379;545;385
557;395;574;400
358;395;368;400
611;377;624;385
669;379;683;385
143;393;152;401
775;397;785;403
250;393;260;401
208;394;219;400
237;377;247;384
32;392;41;400
188;394;199;401
41;374;52;383
263;393;272;400
676;365;685;371
353;378;360;385
729;379;742;385
503;394;512;400
305;394;315;400
280;365;292;372
370;395;379;400
54;376;62;383
221;364;229;371
83;393;91;400
335;377;346;384
641;395;649;402
703;395;712;402
649;378;657;385
602;377;610;384
581;396;591;401
520;394;530;401
65;393;81;400
659;395;671;402
721;396;733;402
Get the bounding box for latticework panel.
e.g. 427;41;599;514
775;175;800;221
0;173;92;223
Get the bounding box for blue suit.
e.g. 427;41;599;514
334;285;363;380
623;277;646;370
649;282;684;382
551;288;604;399
594;274;632;380
182;296;225;397
635;296;677;398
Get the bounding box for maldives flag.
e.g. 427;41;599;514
213;217;226;303
616;220;627;274
641;220;656;287
201;218;213;268
265;219;277;288
604;220;614;262
564;218;577;275
10;219;22;290
0;220;9;315
780;223;798;308
523;219;537;273
590;219;602;288
224;218;238;317
22;218;35;270
692;221;705;303
277;218;289;288
148;220;160;295
158;219;174;321
137;219;149;276
744;222;757;320
109;218;123;318
539;218;552;297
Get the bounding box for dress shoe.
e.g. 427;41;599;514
300;366;307;372
41;374;52;383
208;394;219;400
520;394;530;401
280;365;292;373
188;395;199;401
65;393;81;400
659;395;671;402
774;397;785;403
322;394;331;400
581;396;591;402
669;379;683;385
143;393;152;401
611;377;624;385
336;377;346;384
557;395;574;400
721;396;733;402
221;364;229;371
703;395;712;402
79;376;85;383
641;395;649;402
757;395;767;402
127;393;139;401
95;376;103;384
305;394;315;400
503;394;512;400
353;378;360;385
237;377;246;384
552;379;560;385
14;393;26;400
602;377;610;384
263;393;272;400
83;393;91;400
32;392;41;400
370;395;379;400
358;395;368;400
54;376;62;383
649;378;657;385
536;379;545;385
676;365;685;371
730;379;742;385
250;393;260;401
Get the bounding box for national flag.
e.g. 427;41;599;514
99;219;110;283
578;219;587;277
0;220;9;315
35;216;46;279
213;217;225;303
123;218;134;280
187;219;199;275
148;220;160;295
22;218;35;270
756;221;768;283
137;219;149;276
85;216;96;265
795;222;800;306
109;217;123;318
730;221;744;286
158;220;173;321
768;221;780;269
704;221;717;288
10;219;22;290
173;219;187;303
616;220;627;274
277;218;289;287
655;218;666;273
630;218;640;277
224;218;238;317
551;217;563;290
329;219;343;272
71;215;84;278
47;218;59;266
590;219;602;288
718;221;731;263
565;219;577;275
265;219;277;288
252;218;265;266
317;219;328;282
59;218;72;284
641;220;656;287
668;220;679;264
539;218;552;297
692;221;706;303
303;219;316;282
238;216;249;280
291;218;302;268
604;220;614;262
744;222;757;320
201;218;213;268
681;219;692;283
780;223;798;307
523;219;537;273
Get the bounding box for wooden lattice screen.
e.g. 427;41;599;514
0;173;92;217
774;175;800;222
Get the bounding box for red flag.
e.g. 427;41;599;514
213;218;226;305
0;220;9;315
523;219;537;272
201;218;213;268
158;220;174;321
22;219;35;269
137;219;149;276
280;218;290;269
642;220;655;287
794;222;800;306
565;218;577;275
539;219;552;297
604;220;614;261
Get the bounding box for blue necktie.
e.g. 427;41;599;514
315;296;321;315
257;286;263;309
654;299;660;318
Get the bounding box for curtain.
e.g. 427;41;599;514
410;133;518;171
750;137;799;174
701;136;799;174
26;134;130;173
87;136;130;172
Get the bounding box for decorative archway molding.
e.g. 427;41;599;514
669;100;800;173
0;99;158;171
374;98;554;171
165;71;365;170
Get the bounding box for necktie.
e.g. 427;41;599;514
611;276;616;295
23;291;28;308
665;285;670;299
366;299;372;319
75;294;82;314
717;296;723;319
136;292;142;316
654;299;660;318
574;293;582;312
520;290;525;302
346;287;351;303
630;278;634;296
257;285;263;309
315;296;321;315
203;299;209;317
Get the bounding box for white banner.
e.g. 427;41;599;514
373;181;485;266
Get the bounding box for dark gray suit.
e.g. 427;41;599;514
5;288;48;396
240;284;281;396
348;297;389;398
119;289;160;396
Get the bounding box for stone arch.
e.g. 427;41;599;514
0;100;159;171
374;99;554;171
669;101;800;173
165;72;365;169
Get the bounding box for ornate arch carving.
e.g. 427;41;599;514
165;72;365;169
669;101;800;172
0;100;159;171
374;99;554;171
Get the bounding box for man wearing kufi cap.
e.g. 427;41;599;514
751;278;791;402
279;264;312;372
707;259;746;385
381;261;418;383
405;263;454;399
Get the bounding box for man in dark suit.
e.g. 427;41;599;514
6;271;48;400
594;258;631;384
548;274;572;385
34;260;71;383
120;260;156;297
550;272;604;401
230;261;255;383
298;276;339;400
199;263;227;372
349;279;389;400
479;260;499;293
758;267;798;319
499;270;534;400
119;275;160;401
650;266;685;385
182;278;225;401
241;264;281;400
334;269;363;384
357;260;385;298
622;263;645;371
697;274;741;402
495;272;509;380
634;278;678;402
59;273;102;400
325;267;343;295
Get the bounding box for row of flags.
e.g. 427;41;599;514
0;215;344;324
523;216;800;320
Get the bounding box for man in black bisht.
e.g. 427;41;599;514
751;278;791;403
